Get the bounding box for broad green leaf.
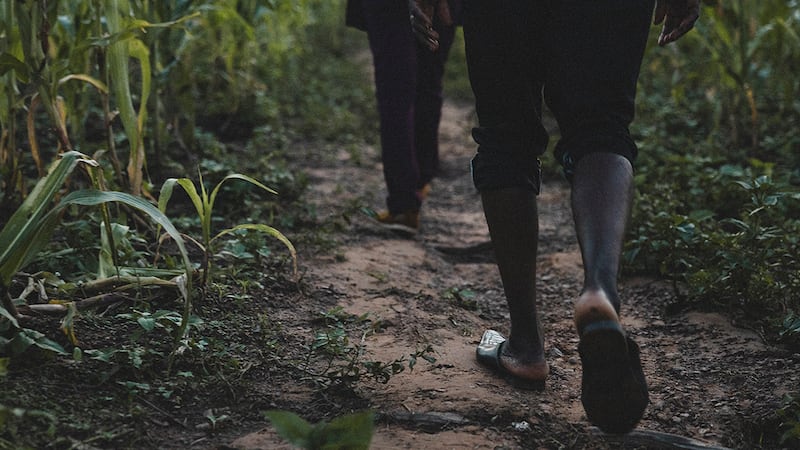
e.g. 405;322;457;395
0;307;19;329
138;317;156;332
318;411;374;450
264;410;312;448
0;151;90;286
52;189;193;287
106;0;145;195
9;332;34;355
0;52;29;82
10;328;67;355
158;178;179;214
174;178;205;222
156;178;180;242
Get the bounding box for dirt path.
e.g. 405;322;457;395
229;99;799;449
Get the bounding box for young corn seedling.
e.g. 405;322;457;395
158;172;297;294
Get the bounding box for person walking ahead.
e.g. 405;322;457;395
464;0;700;434
347;0;462;235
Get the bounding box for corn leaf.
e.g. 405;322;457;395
106;0;145;195
58;74;109;94
9;328;67;355
0;52;29;82
53;189;192;281
208;174;279;209
0;151;92;286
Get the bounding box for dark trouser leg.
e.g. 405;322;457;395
414;21;455;188
363;0;420;214
465;0;548;377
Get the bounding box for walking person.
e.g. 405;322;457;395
463;0;700;433
346;0;462;235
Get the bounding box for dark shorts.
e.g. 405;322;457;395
463;0;655;192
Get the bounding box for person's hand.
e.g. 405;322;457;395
654;0;700;46
409;0;452;51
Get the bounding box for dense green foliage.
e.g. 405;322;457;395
628;0;800;347
630;4;800;440
1;0;374;198
0;2;384;447
0;0;369;302
627;4;800;436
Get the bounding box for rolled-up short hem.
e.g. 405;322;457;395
469;124;546;194
555;131;638;181
471;155;542;194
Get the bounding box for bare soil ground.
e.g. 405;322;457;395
228;100;800;449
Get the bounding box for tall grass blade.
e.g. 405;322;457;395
54;189;193;286
0;151;90;286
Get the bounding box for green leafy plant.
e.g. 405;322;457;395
1;151;88;318
443;286;478;311
264;409;374;450
780;312;800;348
639;1;800;166
202;408;231;432
778;393;800;446
0;308;66;356
105;0;151;195
304;307;436;386
0;151;194;364
625;154;800;345
84;310;205;372
158;172;297;291
2;1;264;202
0;403;57;447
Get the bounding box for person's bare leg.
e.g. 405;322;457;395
570;152;649;434
481;187;549;380
570;152;633;331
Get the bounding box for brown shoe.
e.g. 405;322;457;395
417;183;431;201
375;210;419;235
